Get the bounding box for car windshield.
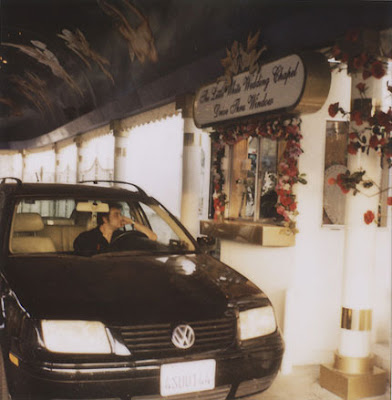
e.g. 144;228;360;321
9;197;196;255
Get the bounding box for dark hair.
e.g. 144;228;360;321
97;202;123;226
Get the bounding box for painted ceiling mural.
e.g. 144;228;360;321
0;0;391;144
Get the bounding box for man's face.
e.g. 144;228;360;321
105;207;124;230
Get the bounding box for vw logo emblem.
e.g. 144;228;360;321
171;325;195;349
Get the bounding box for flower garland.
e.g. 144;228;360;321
326;29;392;224
210;117;306;233
328;89;392;169
327;29;388;79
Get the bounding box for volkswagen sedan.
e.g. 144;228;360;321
0;178;284;400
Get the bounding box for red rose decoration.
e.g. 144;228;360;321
280;196;293;207
356;82;366;93
348;142;358;155
369;135;379;149
276;205;285;215
336;174;350;194
371;61;386;79
351;110;363;126
328;177;336;185
362;70;372;80
341;53;349;63
387;197;392;206
353;57;363;70
376;111;390;127
332;45;341;58
345;29;360;42
289;202;297;211
349;132;358;140
364;210;375;225
328;102;340;118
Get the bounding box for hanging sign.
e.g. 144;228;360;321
193;52;331;128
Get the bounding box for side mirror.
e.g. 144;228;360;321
197;236;216;251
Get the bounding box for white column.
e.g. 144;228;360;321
178;94;204;237
321;32;390;399
54;143;60;183
338;71;389;361
181;118;202;237
112;120;129;183
74;135;84;183
20;150;26;182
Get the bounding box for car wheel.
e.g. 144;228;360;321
0;348;11;400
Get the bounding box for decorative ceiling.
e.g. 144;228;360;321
1;0;391;145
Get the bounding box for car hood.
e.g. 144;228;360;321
4;253;266;325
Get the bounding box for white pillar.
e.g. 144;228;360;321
338;73;385;359
179;95;203;237
181;122;202;237
321;32;390;399
74;135;84;183
54;143;60;183
112;120;129;183
20;150;26;182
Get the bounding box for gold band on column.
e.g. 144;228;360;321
333;352;374;374
341;307;372;331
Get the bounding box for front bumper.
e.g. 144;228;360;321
7;333;284;400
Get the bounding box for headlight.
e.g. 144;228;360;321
41;320;111;354
239;306;277;340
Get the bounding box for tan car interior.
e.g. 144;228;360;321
10;212;88;253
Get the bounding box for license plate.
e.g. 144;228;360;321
160;359;216;396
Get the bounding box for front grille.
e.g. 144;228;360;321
131;384;231;399
114;316;236;359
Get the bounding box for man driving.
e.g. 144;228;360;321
74;202;157;255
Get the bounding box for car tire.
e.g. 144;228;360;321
0;348;11;400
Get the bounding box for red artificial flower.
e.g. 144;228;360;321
287;166;299;178
328;177;336;185
371;61;386;79
328;102;340;118
340;186;350;194
347;142;358;155
341;53;349;63
351;110;363;126
280;196;293;207
349;132;358;140
331;45;341;58
345;29;360;42
276;205;285;215
387;197;392;206
286;124;299;136
356;82;367;93
353;57;363;70
362;70;372;80
289;202;297;211
336;174;350;194
375;111;391;127
359;53;368;65
369;135;379;149
363;210;375;225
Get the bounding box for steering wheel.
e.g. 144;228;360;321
110;230;153;251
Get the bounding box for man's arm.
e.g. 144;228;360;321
122;216;157;241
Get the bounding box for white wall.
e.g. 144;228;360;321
125;115;184;217
0;152;22;179
56;143;77;183
287;68;351;367
23;149;56;182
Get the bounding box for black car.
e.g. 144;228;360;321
0;178;284;400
